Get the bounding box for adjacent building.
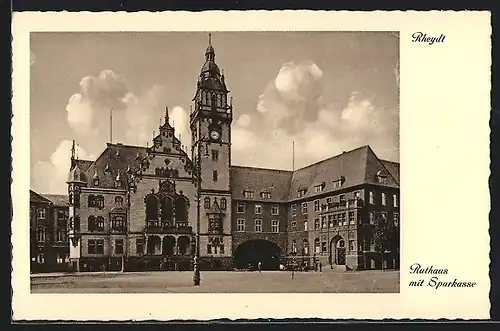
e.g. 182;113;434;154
31;35;400;273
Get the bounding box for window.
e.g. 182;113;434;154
220;244;225;254
381;193;387;206
271;204;279;215
111;216;126;231
88;216;104;231
136;238;144;255
237;202;245;213
326;197;332;210
272;220;279;233
236;218;245;231
213;170;218;182
303;220;308;231
393;194;398;207
314;238;320;253
97;216;104;230
314;184;324;193
291;221;297;230
314;218;320;230
204;197;211;209
212;149;219;161
303;239;309;255
207;244;212;254
291;204;297;216
349;240;355;251
88;195;105;208
297;189;307;197
337;214;342;227
377;174;388;184
354;191;360;199
36;226;46;242
393;213;399;226
219;198;227;210
339;194;345;202
314;200;320;212
115;196;124;207
115;239;124;255
381;212;387;220
328;215;334;228
292;240;297;253
55;229;67;242
301;202;308;214
56;254;64;264
243;190;254;199
321;242;327;252
88;239;104;255
369;191;375;204
88;216;96;231
321;216;327;229
342;213;347;226
261;191;271;199
74;216;80;231
37;208;46;220
349;212;355;225
254;204;262;214
369;212;375;225
254;219;262;232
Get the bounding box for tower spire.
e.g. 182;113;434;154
70;140;76;170
165;106;169;126
209;33;212;46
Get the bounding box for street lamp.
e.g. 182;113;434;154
121;167;137;272
193;137;209;286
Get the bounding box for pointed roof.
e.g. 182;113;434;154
30;190;52;204
206;198;224;215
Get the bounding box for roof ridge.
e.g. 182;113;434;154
294;145;371;172
231;165;293;173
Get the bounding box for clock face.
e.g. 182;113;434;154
210;130;220;140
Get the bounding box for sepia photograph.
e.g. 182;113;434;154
29;31;400;294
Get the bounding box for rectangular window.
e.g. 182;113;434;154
349;240;355;251
321;242;327;252
88;240;96;254
291;204;297;216
261;192;271;199
332;180;343;189
237;218;245;231
291;221;297;230
254;219;262;232
96;239;104;254
55;229;67;242
314;218;320;230
337;214;342;227
254;204;262;214
369;212;375;225
328;215;334;228
237;203;245;213
136;238;144;255
321;216;327;229
342;213;347;226
212;149;219;161
393;194;398;207
37;208;46;220
314;184;324;193
115;239;124;255
349;212;355;225
204;197;211;209
314;200;320;212
243;190;254;199
326;198;332;211
297;189;307;197
393;213;399;226
212;170;218;182
271;220;279;233
97;216;104;230
271;204;279;215
339;194;345;202
303;220;308;231
220;244;225;254
381;192;387;206
301;202;308;214
354;191;360;199
207;244;212;254
369;191;375;204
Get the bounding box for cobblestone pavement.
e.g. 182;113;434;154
31;269;400;293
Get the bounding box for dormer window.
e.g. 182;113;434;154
243;190;254;199
376;170;388;184
332;177;345;189
314;182;325;193
260;190;271;199
297;188;307;198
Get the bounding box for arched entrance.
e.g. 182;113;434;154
233;239;282;270
162;236;176;256
330;235;346;265
147;235;161;255
177;236;190;255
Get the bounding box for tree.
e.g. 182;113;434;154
372;214;393;270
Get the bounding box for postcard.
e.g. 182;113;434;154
11;10;491;320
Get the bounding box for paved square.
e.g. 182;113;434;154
31;270;400;293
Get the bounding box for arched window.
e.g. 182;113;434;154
175;197;188;225
204;197;210;209
145;195;159;221
220;198;227;210
314;238;320;254
303;239;309;255
337;239;345;248
160;197;173;222
36;226;46;243
115;196;123;207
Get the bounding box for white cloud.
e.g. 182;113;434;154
169;106;191;151
32;140;94;195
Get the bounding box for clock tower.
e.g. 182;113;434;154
190;34;233;268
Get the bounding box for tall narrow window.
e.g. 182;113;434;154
115;239;124;255
314;200;320;212
254;204;262;214
369;191;375;205
115;196;124;207
314;238;320;253
220;198;227;210
237;219;245;231
291;204;297;216
213;170;218;182
237;202;245;213
302;202;308;214
271;220;279;233
212;149;219;161
271;204;279;215
381;193;387;206
254;219;262;232
393;194;398;207
204;197;211;209
37;208;46;219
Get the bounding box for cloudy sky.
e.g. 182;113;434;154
30;32;399;194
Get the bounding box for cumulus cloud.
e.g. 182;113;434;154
169;106;191;151
32;140;95;194
232;61;399;170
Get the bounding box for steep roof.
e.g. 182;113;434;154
30;190;52;204
230;166;293;202
42;194;69;207
380;159;400;185
75;159;93;173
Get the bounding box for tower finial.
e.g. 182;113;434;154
165;106;169;125
209;33;212;46
70;140;76;170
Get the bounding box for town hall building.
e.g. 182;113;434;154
34;36;400;273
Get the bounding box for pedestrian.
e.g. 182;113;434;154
314;262;318;272
258;261;262;273
319;262;323;272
